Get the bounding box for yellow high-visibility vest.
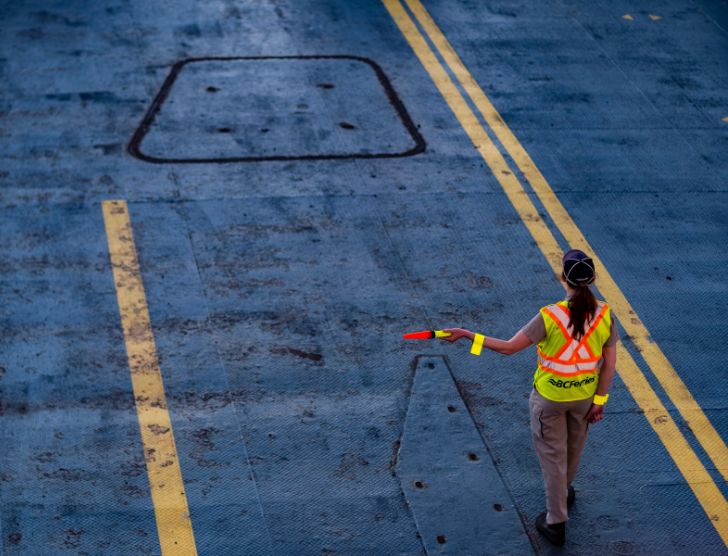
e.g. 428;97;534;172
533;301;612;402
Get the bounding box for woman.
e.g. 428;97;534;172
443;250;618;546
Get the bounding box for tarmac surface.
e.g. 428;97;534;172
1;0;728;554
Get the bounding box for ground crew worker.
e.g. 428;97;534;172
442;249;618;546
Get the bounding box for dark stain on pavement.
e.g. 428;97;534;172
272;346;323;362
42;468;92;482
331;453;369;481
61;528;84;549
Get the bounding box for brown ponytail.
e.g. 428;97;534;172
568;285;597;341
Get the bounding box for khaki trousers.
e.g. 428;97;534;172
529;388;592;524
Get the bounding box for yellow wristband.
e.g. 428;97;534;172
471;334;485;356
593;394;609;405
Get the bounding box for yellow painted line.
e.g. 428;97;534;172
382;0;564;271
403;0;728;487
649;14;661;20
616;345;728;527
722;116;728;123
623;14;634;20
103;200;198;556
380;0;728;544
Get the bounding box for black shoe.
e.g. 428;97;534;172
567;486;575;507
536;512;565;546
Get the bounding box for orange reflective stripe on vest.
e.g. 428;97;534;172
533;300;612;402
539;303;608;366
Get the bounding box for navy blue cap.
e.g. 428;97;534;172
562;249;595;287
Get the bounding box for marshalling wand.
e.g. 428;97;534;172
402;330;484;355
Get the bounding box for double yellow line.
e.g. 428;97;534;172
381;0;728;544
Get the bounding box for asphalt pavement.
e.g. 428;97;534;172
1;0;728;554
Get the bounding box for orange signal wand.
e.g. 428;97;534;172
403;330;452;339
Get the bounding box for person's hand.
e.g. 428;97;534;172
441;328;473;343
585;403;604;424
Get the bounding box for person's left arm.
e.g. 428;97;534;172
584;344;616;424
442;328;532;356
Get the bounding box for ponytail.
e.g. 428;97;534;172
568;285;597;341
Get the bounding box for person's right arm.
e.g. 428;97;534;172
442;328;532;356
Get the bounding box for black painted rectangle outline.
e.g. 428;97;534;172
128;55;426;163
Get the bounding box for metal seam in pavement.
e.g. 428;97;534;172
380;0;728;545
102;200;198;556
176;204;277;551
